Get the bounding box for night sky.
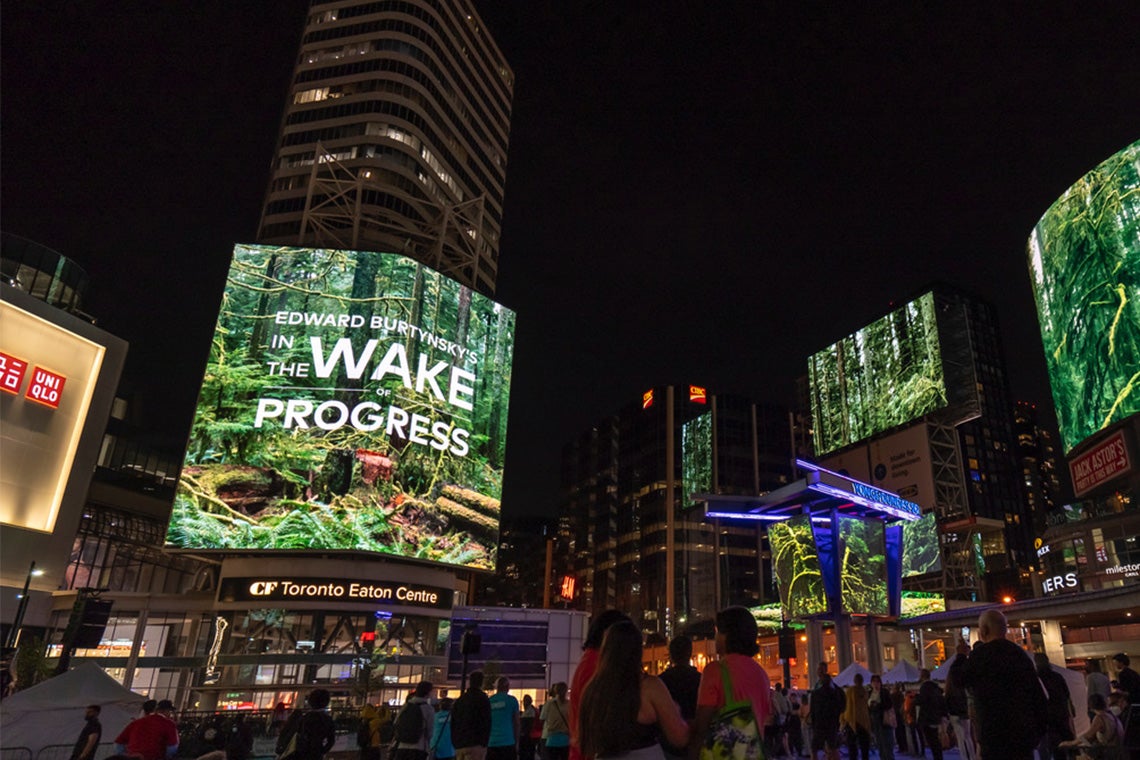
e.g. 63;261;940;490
3;2;1138;518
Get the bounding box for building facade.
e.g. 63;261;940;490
257;0;514;297
559;386;796;635
806;285;1031;600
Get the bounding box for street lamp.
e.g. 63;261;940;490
5;561;45;649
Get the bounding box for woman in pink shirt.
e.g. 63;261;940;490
691;606;772;752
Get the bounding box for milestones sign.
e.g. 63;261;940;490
218;576;454;610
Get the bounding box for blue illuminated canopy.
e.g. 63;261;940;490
696;459;922;523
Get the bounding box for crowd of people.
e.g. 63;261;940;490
76;607;1137;760
351;607;1135;760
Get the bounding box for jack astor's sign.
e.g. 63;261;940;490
218;576;453;610
1069;430;1133;497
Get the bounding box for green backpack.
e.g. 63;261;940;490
699;661;766;760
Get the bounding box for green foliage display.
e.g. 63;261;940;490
836;516;887;615
769;516;828;618
1028;141;1140;452
682;412;713;508
902;512;940;577
809;293;947;455
165;245;516;570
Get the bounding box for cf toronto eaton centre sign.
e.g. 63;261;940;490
218;576;454;611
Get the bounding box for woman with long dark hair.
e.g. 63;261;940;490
578;620;690;759
570;610;631;760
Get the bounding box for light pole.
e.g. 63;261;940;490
5;561;45;649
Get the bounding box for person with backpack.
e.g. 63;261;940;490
691;606;772;760
949;609;1047;760
392;681;436;760
276;689;336;760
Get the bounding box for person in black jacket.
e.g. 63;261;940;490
914;670;946;760
451;670;492;759
658;636;701;759
277;689;336;760
1111;652;1140;704
949;609;1046;760
1035;653;1074;760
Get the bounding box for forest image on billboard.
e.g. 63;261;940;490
809;293;947;456
769;515;828;618
1027;141;1140;453
837;516;888;615
681;412;712;508
165;245;515;570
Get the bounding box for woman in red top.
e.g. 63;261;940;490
691;606;772;752
568;609;630;760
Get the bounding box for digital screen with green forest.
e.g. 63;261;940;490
808;293;947;456
836;516;888;615
1028;141;1140;453
165;245;515;570
681;412;712;508
769;516;828;618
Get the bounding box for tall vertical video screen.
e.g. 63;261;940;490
836;515;888;615
165;244;515;570
681;412;712;507
769;515;828;618
1027;141;1140;452
808;293;947;456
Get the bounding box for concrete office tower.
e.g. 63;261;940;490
257;0;513;296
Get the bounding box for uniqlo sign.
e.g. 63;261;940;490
0;351;29;394
1069;430;1133;497
26;366;66;409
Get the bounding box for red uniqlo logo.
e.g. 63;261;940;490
0;352;29;394
26;366;66;409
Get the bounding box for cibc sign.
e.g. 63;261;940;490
1069;430;1133;497
217;576;453;610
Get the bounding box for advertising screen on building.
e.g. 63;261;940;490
1028;141;1140;453
682;411;712;507
769;515;828;618
808;293;947;456
165;244;515;570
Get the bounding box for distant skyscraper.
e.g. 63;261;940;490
1014;401;1065;537
257;0;514;296
559;386;795;634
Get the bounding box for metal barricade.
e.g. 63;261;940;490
0;747;33;760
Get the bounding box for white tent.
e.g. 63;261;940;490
0;662;146;753
882;659;922;684
929;653;959;681
833;661;874;687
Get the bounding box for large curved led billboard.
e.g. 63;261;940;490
808;292;947;455
165;244;515;570
1028;141;1140;453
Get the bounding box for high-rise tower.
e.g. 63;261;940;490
257;0;513;296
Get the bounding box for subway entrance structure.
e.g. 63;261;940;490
694;459;922;678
